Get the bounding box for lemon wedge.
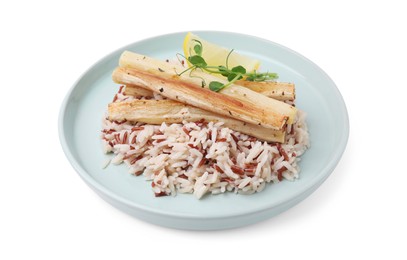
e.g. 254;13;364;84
183;32;260;72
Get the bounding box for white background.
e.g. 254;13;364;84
1;0;406;259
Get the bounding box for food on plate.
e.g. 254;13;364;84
113;67;293;130
108;97;286;142
183;32;260;72
101;33;309;199
125;80;295;101
234;80;295;101
122;84;155;99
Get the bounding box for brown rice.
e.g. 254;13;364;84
101;87;309;199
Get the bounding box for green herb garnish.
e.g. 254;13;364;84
177;40;278;92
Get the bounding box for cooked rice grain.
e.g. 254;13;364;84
101;89;309;199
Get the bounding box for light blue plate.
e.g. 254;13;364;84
59;31;349;230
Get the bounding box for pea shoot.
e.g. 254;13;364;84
177;40;278;92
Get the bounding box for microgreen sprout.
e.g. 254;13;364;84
177;40;279;92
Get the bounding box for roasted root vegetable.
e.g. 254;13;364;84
125;81;295;101
235;80;295;101
108;99;286;143
114;51;297;129
123;85;155;98
113;67;288;130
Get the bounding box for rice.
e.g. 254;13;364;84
101;87;310;199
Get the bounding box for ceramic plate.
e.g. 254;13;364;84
59;31;349;230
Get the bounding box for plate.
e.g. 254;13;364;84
59;31;349;230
